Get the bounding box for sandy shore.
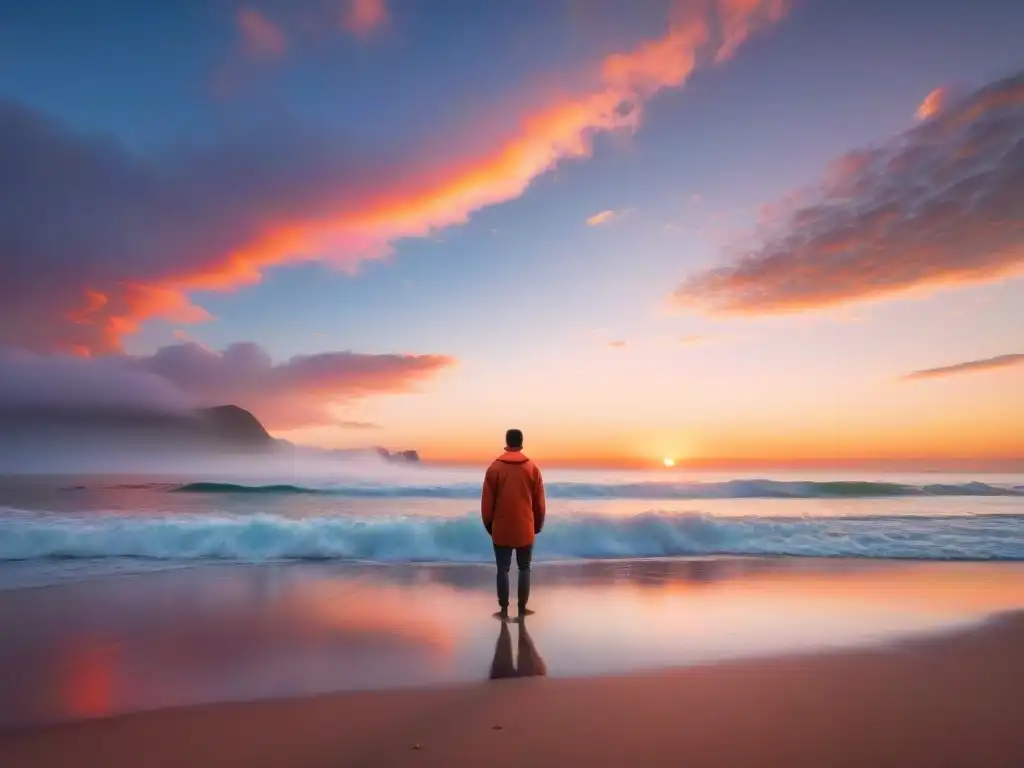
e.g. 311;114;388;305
1;611;1021;768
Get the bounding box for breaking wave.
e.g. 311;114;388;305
2;510;1022;562
168;479;1024;499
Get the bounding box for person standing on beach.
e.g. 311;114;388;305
481;429;546;621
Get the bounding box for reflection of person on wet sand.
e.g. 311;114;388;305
489;619;547;680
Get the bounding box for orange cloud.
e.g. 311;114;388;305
587;210;616;226
1;1;789;355
341;0;389;38
916;86;948;120
236;8;287;58
607;340;627;349
676;72;1024;315
902;353;1024;381
187;0;787;299
69;285;213;354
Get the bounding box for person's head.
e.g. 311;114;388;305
505;429;523;451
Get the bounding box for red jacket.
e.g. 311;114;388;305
481;451;546;548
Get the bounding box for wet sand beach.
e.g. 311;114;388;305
1;558;1022;766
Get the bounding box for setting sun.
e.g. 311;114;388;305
663;457;675;468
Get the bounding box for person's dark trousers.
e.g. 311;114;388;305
493;544;532;612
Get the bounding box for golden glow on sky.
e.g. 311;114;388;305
275;315;1024;468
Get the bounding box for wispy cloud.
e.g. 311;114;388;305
712;0;789;62
902;353;1024;381
675;72;1024;316
586;210;616;226
0;1;789;354
341;0;389;38
337;419;383;429
607;340;627;349
236;8;287;59
679;334;706;346
223;1;386;87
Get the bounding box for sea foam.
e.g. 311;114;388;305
1;509;1021;563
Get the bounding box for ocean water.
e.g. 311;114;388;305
1;467;1023;589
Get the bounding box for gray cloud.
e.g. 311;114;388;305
902;353;1024;381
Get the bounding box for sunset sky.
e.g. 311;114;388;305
1;0;1022;467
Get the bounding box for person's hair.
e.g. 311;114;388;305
505;429;523;450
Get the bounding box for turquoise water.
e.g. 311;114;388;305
0;468;1022;589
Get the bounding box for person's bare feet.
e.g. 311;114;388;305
516;608;536;621
493;610;510;622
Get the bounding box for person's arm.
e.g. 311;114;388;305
532;467;546;534
481;465;498;534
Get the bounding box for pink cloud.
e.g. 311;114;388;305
675;72;1024;315
236;8;287;59
712;0;790;63
133;341;453;428
341;0;389;38
0;342;454;430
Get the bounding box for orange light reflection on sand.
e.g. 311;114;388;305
279;563;1024;661
59;640;116;720
610;562;1024;617
529;562;1024;665
286;579;474;655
